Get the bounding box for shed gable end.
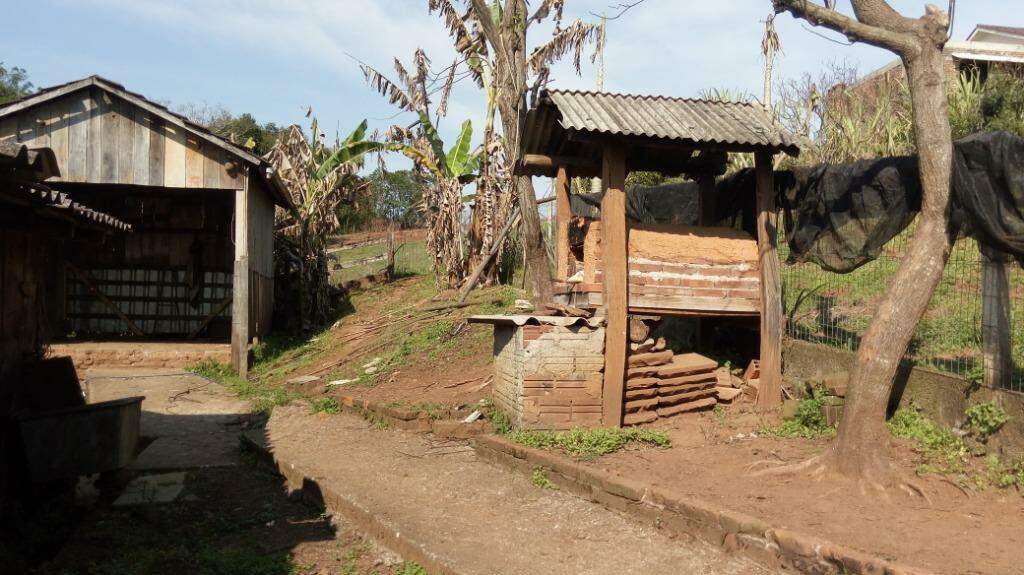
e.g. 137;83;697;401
0;86;246;190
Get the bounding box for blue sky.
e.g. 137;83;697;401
1;0;1013;167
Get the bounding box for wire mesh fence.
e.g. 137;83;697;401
780;220;1024;393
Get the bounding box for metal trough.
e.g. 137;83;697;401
17;396;144;482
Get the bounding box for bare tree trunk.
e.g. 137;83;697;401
774;0;953;482
833;45;954;474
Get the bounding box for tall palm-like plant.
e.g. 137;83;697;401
269;118;389;330
363;52;487;287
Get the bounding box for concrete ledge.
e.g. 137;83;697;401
472;434;934;575
336;395;489;438
240;430;465;575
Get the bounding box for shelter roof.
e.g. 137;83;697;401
519;89;798;177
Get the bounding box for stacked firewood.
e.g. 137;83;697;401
623;340;719;425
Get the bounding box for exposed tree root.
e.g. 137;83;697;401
746;449;934;503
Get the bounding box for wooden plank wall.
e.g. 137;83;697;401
0;87;246;190
247;181;275;337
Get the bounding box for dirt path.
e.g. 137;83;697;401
266;406;774;575
83;368;251;470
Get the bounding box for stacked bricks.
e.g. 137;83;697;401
623;350;718;425
491;321;605;430
521;323;605;429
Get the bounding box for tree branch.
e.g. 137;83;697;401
772;0;916;55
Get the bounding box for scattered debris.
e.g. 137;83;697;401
327;379;355;387
463;410;483;423
113;472;187;507
287;374;321;385
544;301;593;318
363;357;383;369
715;387;744;403
514;299;534;312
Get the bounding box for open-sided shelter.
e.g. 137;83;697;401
0;76;292;373
516;89;798;426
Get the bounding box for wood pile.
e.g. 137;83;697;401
623;341;718;425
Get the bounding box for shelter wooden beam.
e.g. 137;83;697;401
600;143;628;427
517;154;599;177
754;151;783;408
555;165;572;281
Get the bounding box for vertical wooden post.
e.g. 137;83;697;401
555;165;572;281
981;247;1011;389
754;150;783;408
600;144;628;427
231;172;251;377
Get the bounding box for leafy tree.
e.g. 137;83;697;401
369;169;424;229
175;102;283;155
0;63;33;104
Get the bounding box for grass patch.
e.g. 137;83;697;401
188;360;298;414
395;562;429;575
530;466;559;490
310;397;341;415
888;406;969;475
508;427;671;459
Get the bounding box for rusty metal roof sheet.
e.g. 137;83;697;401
540;89;798;153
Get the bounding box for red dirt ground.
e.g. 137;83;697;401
586;405;1024;575
271;275;1024;574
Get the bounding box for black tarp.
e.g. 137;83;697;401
778;131;1024;272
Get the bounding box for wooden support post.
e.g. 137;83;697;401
600;144;628;427
754;150;783;408
981;247;1011;389
555;165;572;281
231;178;250;377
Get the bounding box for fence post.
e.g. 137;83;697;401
981;246;1011;389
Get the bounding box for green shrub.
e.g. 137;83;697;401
509;427;671;459
965;401;1009;441
888;407;968;474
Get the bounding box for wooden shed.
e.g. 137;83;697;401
517;89;799;425
0;76;292;373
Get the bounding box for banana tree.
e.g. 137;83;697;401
363;53;488;287
268;117;391;330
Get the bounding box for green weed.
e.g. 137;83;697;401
509;427;671;459
965;401;1009;442
530;466;560;490
188;360;298;414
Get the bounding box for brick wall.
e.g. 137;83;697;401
492;322;605;430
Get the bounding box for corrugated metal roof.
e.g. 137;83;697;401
542;89;798;153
